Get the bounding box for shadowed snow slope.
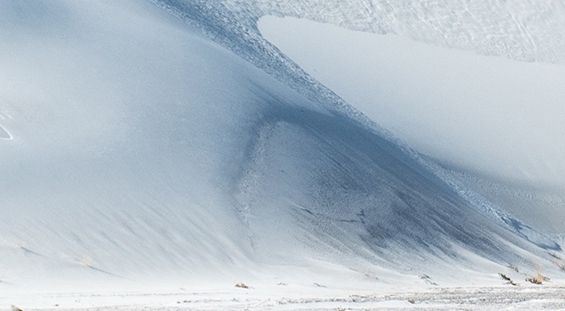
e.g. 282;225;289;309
0;0;562;296
259;16;565;233
161;0;565;234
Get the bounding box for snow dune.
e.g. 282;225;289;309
258;16;565;233
0;0;280;290
0;0;564;308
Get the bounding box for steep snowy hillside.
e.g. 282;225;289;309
173;0;565;235
259;16;565;233
1;0;564;306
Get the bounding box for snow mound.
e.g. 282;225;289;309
258;16;565;233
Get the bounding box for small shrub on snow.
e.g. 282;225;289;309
235;283;249;289
525;264;549;285
498;273;517;286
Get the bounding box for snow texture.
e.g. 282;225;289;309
258;15;565;233
0;0;564;309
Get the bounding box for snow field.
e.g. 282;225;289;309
1;0;565;309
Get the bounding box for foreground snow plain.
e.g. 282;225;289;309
1;0;565;310
3;284;565;310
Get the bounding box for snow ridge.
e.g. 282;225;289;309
223;0;565;64
151;0;561;251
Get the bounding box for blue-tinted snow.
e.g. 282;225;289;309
0;0;562;296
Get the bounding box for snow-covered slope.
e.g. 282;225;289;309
0;0;313;291
1;0;564;303
259;16;565;233
212;0;565;236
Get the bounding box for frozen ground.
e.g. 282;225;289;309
3;285;565;310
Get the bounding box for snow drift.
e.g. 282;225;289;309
259;15;565;233
0;0;563;297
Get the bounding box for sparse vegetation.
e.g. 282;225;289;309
419;274;438;286
498;273;511;281
498;273;517;286
525;275;543;284
235;283;249;289
525;264;549;285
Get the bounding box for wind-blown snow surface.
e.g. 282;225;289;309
225;0;565;64
0;0;266;288
259;16;565;233
169;0;565;234
1;0;564;308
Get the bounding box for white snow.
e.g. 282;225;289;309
3;284;565;310
226;0;565;64
0;0;290;292
258;15;565;233
1;0;565;309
